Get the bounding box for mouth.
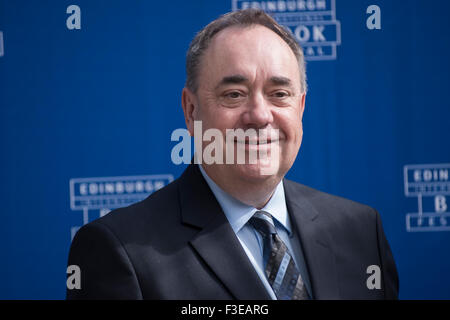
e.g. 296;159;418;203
234;138;280;145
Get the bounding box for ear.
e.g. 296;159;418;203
181;87;199;136
299;92;306;118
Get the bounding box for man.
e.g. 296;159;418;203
67;9;399;300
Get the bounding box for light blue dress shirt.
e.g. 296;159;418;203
198;164;312;299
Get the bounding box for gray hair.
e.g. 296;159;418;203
185;9;307;94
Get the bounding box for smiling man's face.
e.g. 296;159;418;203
183;24;306;189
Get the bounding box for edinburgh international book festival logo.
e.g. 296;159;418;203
69;174;174;240
232;0;342;61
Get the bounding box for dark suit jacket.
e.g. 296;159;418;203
66;164;399;299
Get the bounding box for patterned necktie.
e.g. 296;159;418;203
249;210;309;300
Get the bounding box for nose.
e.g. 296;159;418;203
241;92;273;128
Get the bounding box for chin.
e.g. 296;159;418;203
233;162;281;183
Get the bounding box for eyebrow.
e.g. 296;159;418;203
215;74;294;89
216;74;248;89
269;76;292;87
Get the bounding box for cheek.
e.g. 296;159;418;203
198;95;241;129
289;122;303;145
290;109;304;141
200;108;240;133
276;109;303;141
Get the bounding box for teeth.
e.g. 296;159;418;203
236;140;278;145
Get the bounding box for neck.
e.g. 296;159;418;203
200;164;282;209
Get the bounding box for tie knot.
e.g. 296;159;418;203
249;211;277;238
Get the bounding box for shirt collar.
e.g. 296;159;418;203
198;164;291;235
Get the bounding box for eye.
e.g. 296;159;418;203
270;90;290;98
225;91;243;99
219;90;247;107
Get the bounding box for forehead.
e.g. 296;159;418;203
200;25;300;86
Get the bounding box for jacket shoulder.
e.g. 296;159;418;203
283;178;378;225
284;179;373;209
77;178;181;241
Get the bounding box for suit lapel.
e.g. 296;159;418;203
284;179;340;299
189;213;271;300
178;164;271;300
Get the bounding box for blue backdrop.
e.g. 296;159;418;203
1;0;449;299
